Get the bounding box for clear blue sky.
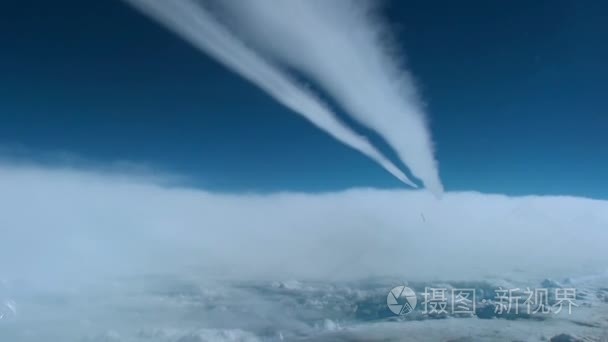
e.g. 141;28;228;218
0;0;606;198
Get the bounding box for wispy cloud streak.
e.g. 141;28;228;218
212;0;443;195
124;0;417;187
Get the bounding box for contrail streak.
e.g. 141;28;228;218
211;0;444;195
125;0;424;189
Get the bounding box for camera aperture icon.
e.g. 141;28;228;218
387;286;417;315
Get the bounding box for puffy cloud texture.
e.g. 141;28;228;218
1;163;606;287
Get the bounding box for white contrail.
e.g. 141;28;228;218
211;0;443;195
125;0;417;187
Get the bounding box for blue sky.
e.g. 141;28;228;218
0;0;606;198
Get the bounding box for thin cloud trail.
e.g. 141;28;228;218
210;0;444;195
124;0;417;187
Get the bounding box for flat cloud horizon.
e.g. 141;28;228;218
1;163;606;290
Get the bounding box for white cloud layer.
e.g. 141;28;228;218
1;164;606;289
124;0;443;193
